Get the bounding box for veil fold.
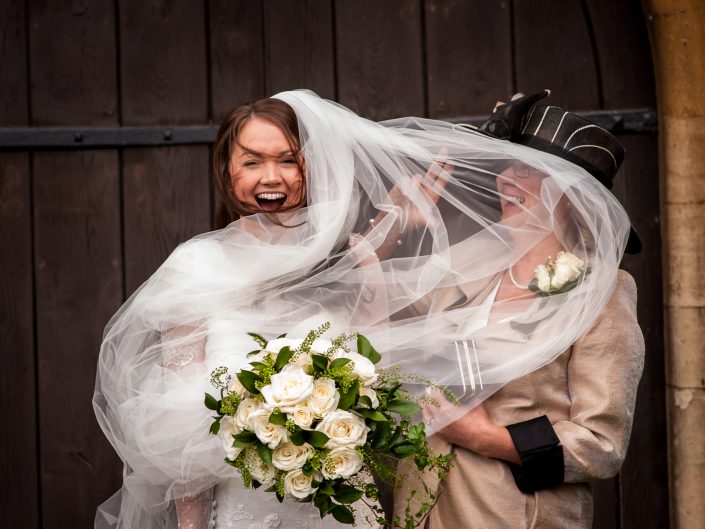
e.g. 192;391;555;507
93;90;631;528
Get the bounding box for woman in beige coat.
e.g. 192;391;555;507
401;93;645;528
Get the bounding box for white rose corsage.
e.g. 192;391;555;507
529;251;590;296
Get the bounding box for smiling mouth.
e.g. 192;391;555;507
505;194;525;205
255;192;287;212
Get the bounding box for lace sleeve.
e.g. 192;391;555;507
162;327;216;529
175;488;216;529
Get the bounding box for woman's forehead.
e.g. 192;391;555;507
234;117;293;156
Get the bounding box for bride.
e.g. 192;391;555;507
93;90;632;528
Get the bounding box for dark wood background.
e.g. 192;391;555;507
0;1;667;528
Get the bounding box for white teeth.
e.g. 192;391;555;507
506;195;525;205
256;193;286;201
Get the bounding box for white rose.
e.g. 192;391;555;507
291;403;315;429
260;364;314;413
283;469;318;499
249;409;289;449
264;338;302;355
272;442;313;471
358;386;380;408
308;378;340;418
321;447;364;479
235;397;263;429
291;351;313;372
217;416;243;461
552;251;584;288
316;410;369;449
310;339;333;355
332;350;378;386
244;447;276;485
534;264;551;292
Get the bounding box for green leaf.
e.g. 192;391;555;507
392;443;417;457
356;334;382;364
314;494;333;517
302;464;314;477
204;393;219;411
277;333;288;339
268;410;287;425
312;354;329;373
331;504;355;524
306;430;329;448
209;417;222;435
247;349;262;357
329;357;351;370
247;332;268;348
360;409;388;422
290;429;306;446
338;379;360;410
318;481;335;496
236;370;261;394
371;420;391;449
248;361;267;371
386;398;422;417
274;346;295;371
334;486;364;505
356;395;373;409
256;443;273;466
388;426;403;448
232;430;258;447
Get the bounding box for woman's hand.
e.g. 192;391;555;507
386;148;453;234
423;394;520;464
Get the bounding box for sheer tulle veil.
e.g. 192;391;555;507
93;90;631;528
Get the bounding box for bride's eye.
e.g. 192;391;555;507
243;160;259;167
281;158;297;165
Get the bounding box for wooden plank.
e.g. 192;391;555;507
584;0;656;108
513;0;600;110
119;0;207;125
0;154;37;528
335;0;425;120
611;134;670;529
28;0;117;125
425;0;513;118
120;0;211;295
123;146;211;293
264;0;335;99
0;2;38;527
0;0;28;126
33;150;123;529
28;2;123;527
209;0;266;121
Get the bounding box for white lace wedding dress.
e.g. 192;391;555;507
211;479;376;529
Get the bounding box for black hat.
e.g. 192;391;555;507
479;90;641;254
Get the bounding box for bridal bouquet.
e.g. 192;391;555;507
205;322;452;528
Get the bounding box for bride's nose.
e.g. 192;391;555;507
260;162;282;184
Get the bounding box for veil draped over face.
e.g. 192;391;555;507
93;90;631;528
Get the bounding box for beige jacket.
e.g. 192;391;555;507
396;270;645;529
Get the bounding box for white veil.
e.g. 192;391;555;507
93;90;631;528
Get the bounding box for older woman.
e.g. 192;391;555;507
94;91;634;529
405;94;644;529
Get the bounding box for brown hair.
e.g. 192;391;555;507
212;98;305;229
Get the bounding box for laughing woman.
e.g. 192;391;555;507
93;91;636;529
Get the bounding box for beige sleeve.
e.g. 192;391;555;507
553;270;645;481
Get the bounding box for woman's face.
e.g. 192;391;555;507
496;163;547;220
229;117;305;213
